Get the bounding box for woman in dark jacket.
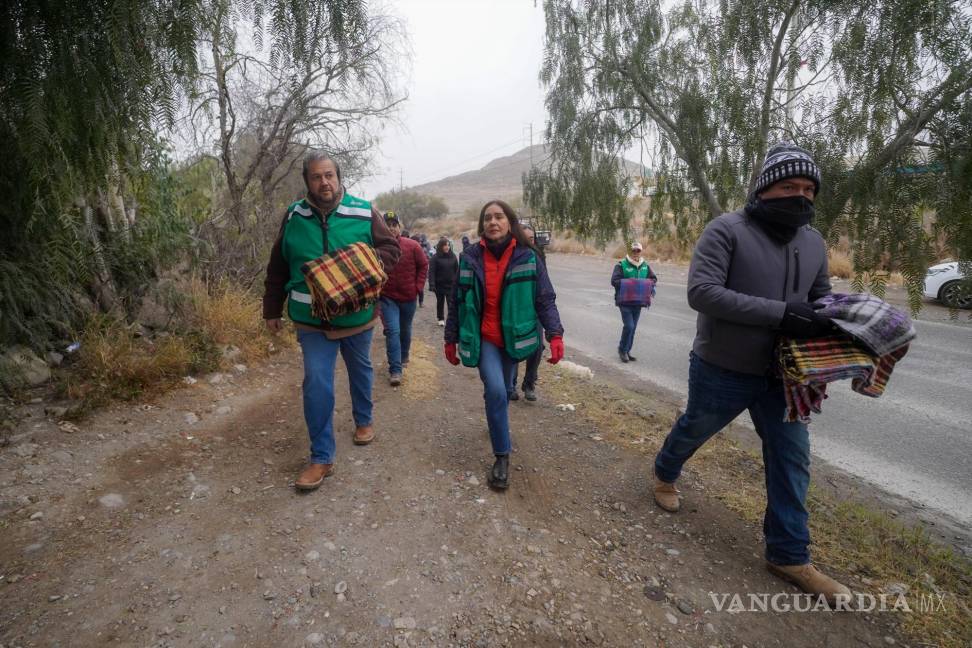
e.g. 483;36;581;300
429;237;459;326
444;200;565;490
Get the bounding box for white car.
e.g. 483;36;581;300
923;261;970;308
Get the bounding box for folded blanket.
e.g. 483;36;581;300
300;242;387;321
618;278;656;307
814;293;916;356
777;334;910;423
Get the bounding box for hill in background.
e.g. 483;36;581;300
409;144;647;215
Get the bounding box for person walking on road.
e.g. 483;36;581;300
380;213;429;386
611;241;657;363
429;237;459;327
263;151;400;491
651;142;850;604
444;200;565;490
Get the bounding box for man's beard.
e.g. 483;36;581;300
309;185;339;208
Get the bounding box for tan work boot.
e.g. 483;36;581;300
353;425;375;445
767;562;852;607
653;475;681;512
295;463;333;491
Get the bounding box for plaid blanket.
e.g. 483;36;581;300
618;278;656;307
777;334;910;423
300;242;387;321
814;293;915;356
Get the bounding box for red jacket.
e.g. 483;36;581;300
382;235;429;302
480;237;515;348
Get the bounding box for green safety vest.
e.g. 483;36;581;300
620;257;652;279
456;249;540;367
282;193;376;328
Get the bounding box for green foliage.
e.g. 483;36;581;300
373;189;450;225
529;0;972;308
0;0;377;350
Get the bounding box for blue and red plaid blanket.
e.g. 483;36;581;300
618;278;656;307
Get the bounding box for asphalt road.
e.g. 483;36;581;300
546;253;972;526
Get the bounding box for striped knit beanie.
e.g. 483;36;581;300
755;142;821;195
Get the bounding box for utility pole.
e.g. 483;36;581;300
529;122;534;169
399;168;404;191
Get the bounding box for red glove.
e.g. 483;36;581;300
444;342;460;365
547;336;564;364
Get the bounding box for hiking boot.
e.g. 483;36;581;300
619;351;629;363
653;475;681;512
626;353;637;361
353;425;375;445
523;387;537;402
488;455;509;490
295;463;333;491
767;562;852;607
389;373;402;386
509;390;520;402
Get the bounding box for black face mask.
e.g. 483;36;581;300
746;195;815;243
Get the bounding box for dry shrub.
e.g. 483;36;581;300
187;278;284;362
69;316;195;404
828;249;854;279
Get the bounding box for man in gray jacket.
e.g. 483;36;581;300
651;142;850;604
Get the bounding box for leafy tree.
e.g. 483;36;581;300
526;0;972;309
0;0;384;348
373;189;450;225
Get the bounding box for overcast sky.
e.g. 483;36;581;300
352;0;549;199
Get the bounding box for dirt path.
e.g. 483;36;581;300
1;315;905;647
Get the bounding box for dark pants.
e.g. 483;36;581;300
434;288;451;321
618;305;642;355
654;352;812;566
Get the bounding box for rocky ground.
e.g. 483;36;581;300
0;312;919;647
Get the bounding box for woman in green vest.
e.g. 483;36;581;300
610;241;658;363
443;200;565;490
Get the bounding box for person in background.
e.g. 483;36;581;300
461;234;471;252
380;213;428;386
511;225;546;402
611;241;657;363
263;151;400;491
444;200;565;490
429;237;459;326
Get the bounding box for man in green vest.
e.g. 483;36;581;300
263;151;401;491
610;241;658;362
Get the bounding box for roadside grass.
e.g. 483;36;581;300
63;280;288;414
545;366;972;648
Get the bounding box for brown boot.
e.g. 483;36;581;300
767;562;852;607
295;463;333;491
353;425;375;445
653;475;681;512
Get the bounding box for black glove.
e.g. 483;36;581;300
780;302;832;338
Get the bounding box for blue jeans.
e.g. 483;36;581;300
618;305;642;355
654;352;812;566
478;340;518;455
297;327;374;464
380;297;417;375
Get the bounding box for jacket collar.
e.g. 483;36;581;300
625;255;646;267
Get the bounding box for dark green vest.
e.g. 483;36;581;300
282;193;375;328
456;250;540;366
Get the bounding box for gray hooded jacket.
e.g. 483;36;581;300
688;209;831;375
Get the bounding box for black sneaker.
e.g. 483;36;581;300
488;455;509;490
619;351;629;363
523;387;537;402
626;354;637;362
509;390;520;401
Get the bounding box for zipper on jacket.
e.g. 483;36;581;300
793;248;800;294
783;245;790;299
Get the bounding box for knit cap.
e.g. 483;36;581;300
755;142;821;195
